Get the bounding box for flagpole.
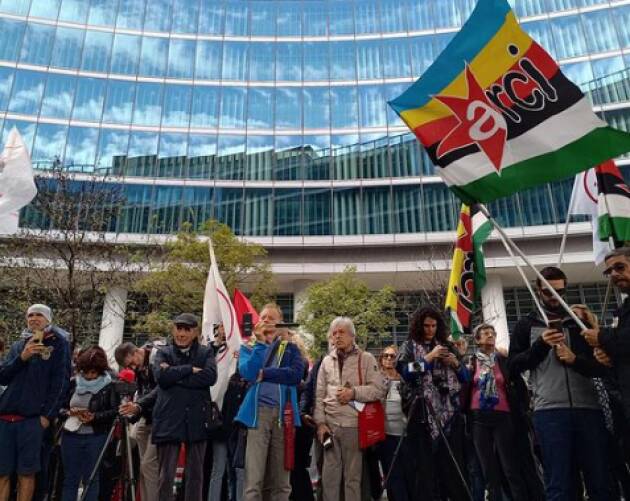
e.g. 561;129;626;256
557;181;577;267
478;204;587;330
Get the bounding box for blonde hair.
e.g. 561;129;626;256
379;345;398;370
260;303;284;321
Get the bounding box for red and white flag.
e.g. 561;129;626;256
202;240;242;407
0;128;37;234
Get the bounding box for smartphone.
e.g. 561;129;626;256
322;433;333;450
548;319;563;332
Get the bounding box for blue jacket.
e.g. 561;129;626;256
235;339;304;429
0;326;71;419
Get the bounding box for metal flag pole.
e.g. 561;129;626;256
478;204;587;330
557;177;578;267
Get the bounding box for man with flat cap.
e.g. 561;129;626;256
152;313;217;501
0;304;71;501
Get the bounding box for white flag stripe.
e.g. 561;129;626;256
0;128;37;235
599;193;630;219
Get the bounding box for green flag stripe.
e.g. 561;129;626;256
598;215;630;242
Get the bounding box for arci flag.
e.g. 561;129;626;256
445;204;492;338
0;128;37;234
202;240;242;408
388;0;630;205
596;160;630;245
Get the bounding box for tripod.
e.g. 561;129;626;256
80;415;137;501
383;380;473;501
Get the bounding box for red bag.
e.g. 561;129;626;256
283;392;295;471
357;351;386;449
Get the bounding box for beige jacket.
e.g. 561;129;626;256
314;346;386;428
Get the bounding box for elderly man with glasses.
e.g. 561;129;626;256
508;266;611;501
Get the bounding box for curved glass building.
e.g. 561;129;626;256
2;0;629;342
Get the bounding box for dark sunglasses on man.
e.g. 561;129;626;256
540;287;566;297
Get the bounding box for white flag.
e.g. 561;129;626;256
202;240;242;407
570;168;611;265
0;128;37;234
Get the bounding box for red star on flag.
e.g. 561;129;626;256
435;65;508;172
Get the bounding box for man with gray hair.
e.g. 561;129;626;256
314;317;386;501
0;304;71;501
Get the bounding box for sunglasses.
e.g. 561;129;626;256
382;353;396;359
603;263;627;277
540;287;566;297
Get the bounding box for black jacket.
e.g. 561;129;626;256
151;340;217;444
299;357;323;416
600;297;630;417
61;378;118;435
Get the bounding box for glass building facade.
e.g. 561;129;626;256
1;0;628;236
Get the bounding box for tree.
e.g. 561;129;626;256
131;220;275;337
297;266;398;358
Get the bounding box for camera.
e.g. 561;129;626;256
407;361;425;373
112;380;137;401
322;433;333;450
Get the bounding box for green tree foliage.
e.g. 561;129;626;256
297;267;397;358
132;220;275;337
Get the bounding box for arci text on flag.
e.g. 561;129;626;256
445;204;492;338
388;0;630;205
202;240;242;408
0;128;37;234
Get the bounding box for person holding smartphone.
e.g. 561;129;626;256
508;266;610;501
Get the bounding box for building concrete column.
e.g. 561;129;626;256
481;275;509;350
99;287;128;369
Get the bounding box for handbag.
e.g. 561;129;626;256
357;351;386;449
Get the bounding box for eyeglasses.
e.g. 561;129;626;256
603;263;627;277
540;287;566;297
382;353;396;359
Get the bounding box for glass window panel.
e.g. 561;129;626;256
303;134;331;180
275;135;303;180
360;133;388;178
32;123;67;164
144;0;172;32
363;186;391;234
157;133;187;177
162;84;191;127
110;34;141;74
548;16;587;59
356;40;382;80
58;0;88;23
180;186;214;230
215;187;242;234
545;0;579;11
81;31;112;73
612;5;630;48
329;0;354;35
41;73;75;119
381;0;406;32
72;77;105;121
390;133;422;177
139;37;168;77
359;85;386;128
0;18;25;62
64;127;98;170
432;0;469;28
246;135;273;180
152;186;183;234
277;1;301;36
103;80;136;124
195;41;222;80
96;129;129;170
119;184;153;233
275;88;301;130
20;23;55;66
51;27;83;69
329;41;356;81
522;20;557;58
434;33;454;54
0;68;14;110
250;1;275;36
407;0;433;31
88;0;117;26
216;134;245;180
303;88;329;130
172;0;198;33
247;87;273;130
29;0;59;18
302;1;326;36
581;10;619;53
167;39;195;79
199;0;224;35
330;87;358;130
382;39;410;79
513;0;544;17
591;56;624;81
274;188;302;236
331;134;359;179
355;0;380;34
393;185;423;233
190;86;219;127
3;120;36;157
222;42;248;80
224;1;248;36
128;131;158;164
248;43;274;81
561;61;593;90
333;187;361;234
303;188;331;235
276;43;302;81
409;36;436;76
243;188;273;235
188;133;216;179
133;82;163;126
384;83;409;127
580;0;609;6
303;43;328;81
219;87;246;128
0;0;29;15
422;183;458;231
116;0;146;29
9;70;45;115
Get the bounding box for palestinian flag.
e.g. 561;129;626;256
388;0;630;205
596;160;630;244
445;204;492;338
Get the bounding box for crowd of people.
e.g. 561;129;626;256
0;247;630;501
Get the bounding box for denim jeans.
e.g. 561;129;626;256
533;409;610;501
208;440;229;501
61;432;107;501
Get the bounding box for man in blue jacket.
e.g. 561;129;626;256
0;304;71;501
236;303;305;501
